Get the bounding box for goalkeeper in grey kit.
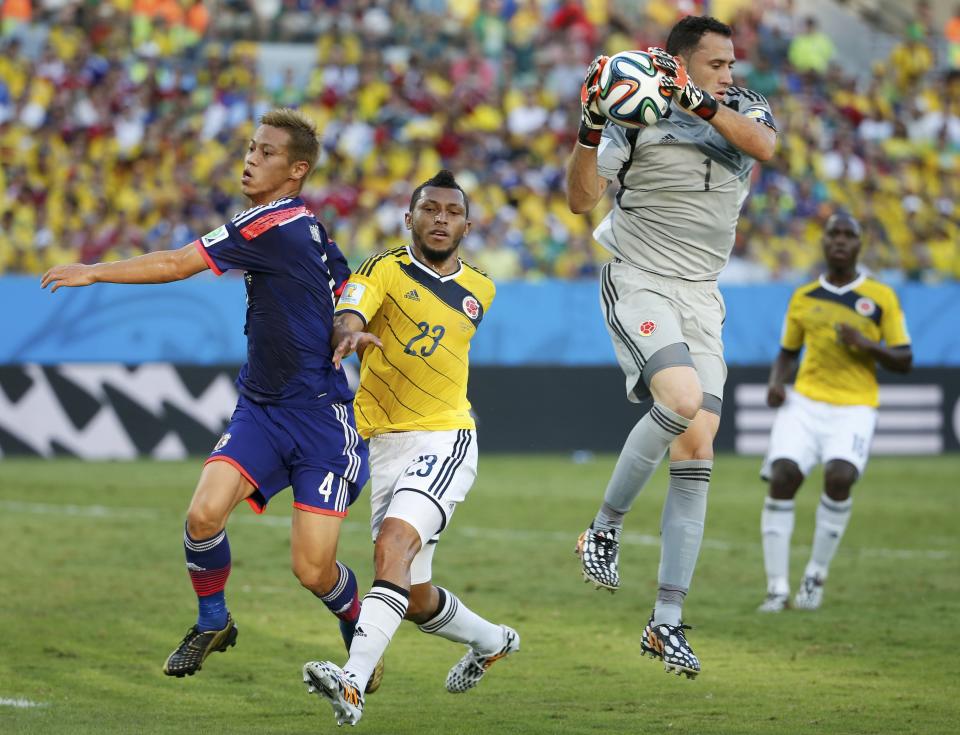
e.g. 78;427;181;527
565;15;777;678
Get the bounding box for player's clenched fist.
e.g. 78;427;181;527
578;55;609;148
41;263;96;292
658;61;719;121
766;383;786;408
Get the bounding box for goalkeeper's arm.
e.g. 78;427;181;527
705;104;777;162
651;49;777;162
567;55;611;214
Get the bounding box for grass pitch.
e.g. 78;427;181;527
1;454;958;734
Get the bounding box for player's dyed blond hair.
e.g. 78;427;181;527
259;108;320;176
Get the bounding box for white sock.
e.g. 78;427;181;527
805;494;853;580
344;581;408;689
761;498;795;596
418;587;503;654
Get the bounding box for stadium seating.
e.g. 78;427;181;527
0;0;956;281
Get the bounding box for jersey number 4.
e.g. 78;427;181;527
405;321;445;357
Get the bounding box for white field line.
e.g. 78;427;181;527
0;698;48;708
0;500;953;561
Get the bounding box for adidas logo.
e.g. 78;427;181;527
658;134;680;144
354;626;367;638
404;289;420;301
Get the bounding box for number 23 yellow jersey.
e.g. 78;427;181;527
335;245;495;438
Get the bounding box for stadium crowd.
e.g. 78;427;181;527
0;0;958;282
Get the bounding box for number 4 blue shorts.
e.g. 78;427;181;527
205;395;369;517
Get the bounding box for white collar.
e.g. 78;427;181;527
818;272;865;295
406;245;462;282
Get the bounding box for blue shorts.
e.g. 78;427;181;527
206;395;369;517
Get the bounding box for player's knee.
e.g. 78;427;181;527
823;461;857;499
292;559;338;595
374;517;422;573
649;363;702;420
769;459;803;498
674;395;703;421
671;434;714;462
652;380;703;420
185;505;226;540
658;392;702;421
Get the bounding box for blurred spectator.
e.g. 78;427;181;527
946;4;960;69
1;0;31;38
889;26;935;94
788;17;834;74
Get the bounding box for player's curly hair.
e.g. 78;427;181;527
409;169;470;217
259;108;320;175
666;15;733;58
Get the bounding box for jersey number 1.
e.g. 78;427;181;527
702;158;712;191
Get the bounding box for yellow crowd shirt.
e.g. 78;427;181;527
781;274;911;407
335;245;495;438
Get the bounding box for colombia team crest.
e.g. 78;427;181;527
638;320;657;336
855;297;876;317
462;296;480;320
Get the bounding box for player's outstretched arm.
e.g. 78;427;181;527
767;348;800;407
41;243;208;292
836;324;913;373
331;312;382;370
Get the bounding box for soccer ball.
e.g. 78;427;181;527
596;51;671;129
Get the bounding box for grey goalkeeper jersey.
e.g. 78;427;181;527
595;86;776;281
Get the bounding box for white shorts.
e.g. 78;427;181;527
761;390;877;479
368;429;478;585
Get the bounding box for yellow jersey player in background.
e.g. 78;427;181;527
303;170;518;727
758;213;913;613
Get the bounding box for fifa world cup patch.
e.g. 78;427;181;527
214;432;231;451
201;225;229;248
638;320;657;336
462;296;480;320
339;282;365;306
855;297;876;317
745;107;777;130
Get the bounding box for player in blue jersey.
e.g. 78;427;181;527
41;108;383;688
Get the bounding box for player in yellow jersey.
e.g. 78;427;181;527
303;171;518;726
758;214;913;613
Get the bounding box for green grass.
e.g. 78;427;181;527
1;455;958;734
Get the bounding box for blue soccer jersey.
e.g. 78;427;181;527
193;197;353;407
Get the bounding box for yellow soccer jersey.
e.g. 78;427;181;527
336;245;495;438
781;275;911;407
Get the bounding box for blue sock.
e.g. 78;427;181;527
315;561;361;650
184;524;231;631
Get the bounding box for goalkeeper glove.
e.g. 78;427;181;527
659;63;719;121
645;46;681;77
578;55;608;147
